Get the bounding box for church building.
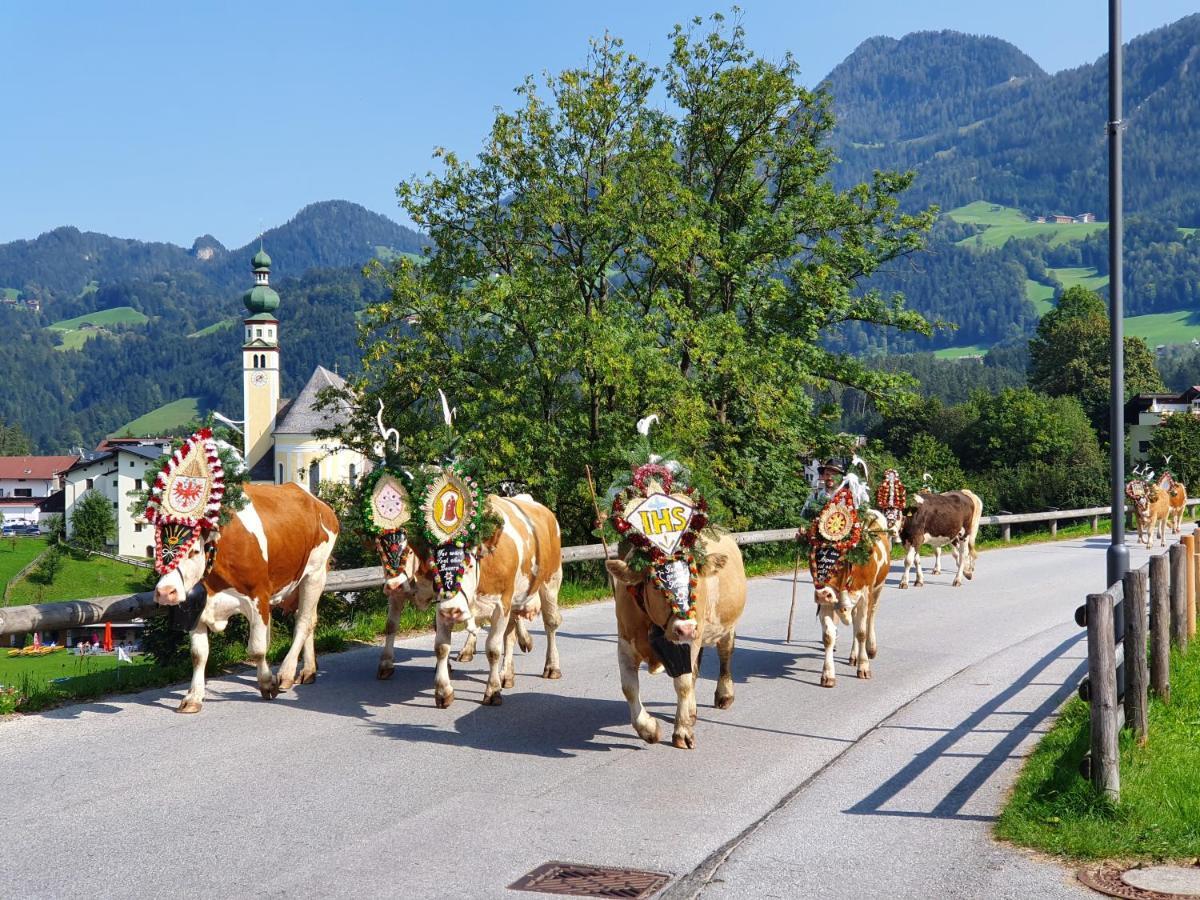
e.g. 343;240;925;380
239;249;369;490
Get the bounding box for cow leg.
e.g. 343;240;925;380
931;546;942;575
278;568;324;692
539;566;563;680
481;601;510;706
433;615;454;708
671;667;698;750
377;592;406;679
515;617;533;654
866;584;882;659
617;636;658;744
177;624;210;714
714;629;735;709
300;627;317;685
501;620;517;689
852;598;871;679
244;599;277;699
951;542;969;587
819;605;837;688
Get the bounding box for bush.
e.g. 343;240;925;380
30;546;62;585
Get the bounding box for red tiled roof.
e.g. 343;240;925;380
0;456;79;480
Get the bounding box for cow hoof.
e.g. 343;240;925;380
857;668;872;680
820;674;836;688
849;654;859;667
456;649;475;664
915;582;925;588
298;671;316;685
898;582;909;590
951;580;963;588
482;691;503;707
965;571;975;581
672;731;695;750
376;664;395;680
259;687;279;700
176;699;202;714
634;718;660;744
435;690;454;709
501;675;515;689
542;666;562;680
867;645;878;660
715;692;734;710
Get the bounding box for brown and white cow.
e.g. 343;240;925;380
1161;475;1189;535
374;530;532;680
153;483;339;713
402;494;563;708
898;489;982;588
1134;482;1171;547
813;510;890;687
605;533;747;750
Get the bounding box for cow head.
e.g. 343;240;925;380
428;539;485;625
606;553;728;645
153;524;216;607
812;580;858;625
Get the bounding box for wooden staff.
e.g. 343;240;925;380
584;465;612;563
786;539;802;643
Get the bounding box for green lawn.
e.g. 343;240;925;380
945;203;1107;249
0;647;152;687
48;305;149;352
1047;266;1110;292
997;647;1200;860
1124;310;1200;347
932;343;990;359
944;201;1029;226
1025;279;1056;316
188;318;235;338
5;551;149;607
0;537;49;588
111;397;201;438
2;287;19;301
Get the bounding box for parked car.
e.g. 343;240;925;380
16;524;41;535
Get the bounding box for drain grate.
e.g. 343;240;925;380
1078;865;1198;900
509;861;671;899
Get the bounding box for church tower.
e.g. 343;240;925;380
242;248;281;472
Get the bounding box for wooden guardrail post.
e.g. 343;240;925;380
1086;591;1120;800
1149;552;1171;702
1122;567;1149;743
1184;534;1195;638
1091;515;1099;533
1001;523;1011;541
1191;531;1199;640
1170;542;1189;652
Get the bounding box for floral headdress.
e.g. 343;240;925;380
797;483;873;586
143;428;226;576
875;468;907;531
358;466;414;580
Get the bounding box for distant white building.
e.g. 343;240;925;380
61;439;172;557
1126;387;1200;464
0;455;78;526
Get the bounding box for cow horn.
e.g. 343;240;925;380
438;389;456;429
375;399;401;455
851;453;869;485
636;414;659;437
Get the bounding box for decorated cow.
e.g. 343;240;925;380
602;452;747;750
798;474;891;687
1130;477;1171;547
875;468;907;539
1158;471;1189;535
145;429;339;714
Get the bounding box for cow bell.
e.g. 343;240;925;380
649;624;694;678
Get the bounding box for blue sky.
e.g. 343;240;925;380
2;1;1195;247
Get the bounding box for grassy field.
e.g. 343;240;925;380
0;537;49;588
932;343;990;359
1124;310;1200;347
2;287;19;301
997;647;1200;860
188;318;235;337
946;203;1106;249
112;397;200;437
48;305;149;351
1047;266;1110;292
5;551;149;607
1024;279;1056;316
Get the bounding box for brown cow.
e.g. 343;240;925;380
1134;483;1171;547
405;494;563;708
605;533;747;749
153;483;339;713
1162;475;1189;534
813;510;891;687
898;489;982;588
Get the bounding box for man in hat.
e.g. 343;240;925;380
800;458;846;520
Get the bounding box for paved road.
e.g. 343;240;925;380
0;532;1175;899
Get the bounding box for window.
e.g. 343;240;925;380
112;479;118;487
134;479;142;490
308;462;320;493
1139;440;1150;453
134;523;144;533
129;460;135;467
348;463;357;488
14;489;32;498
256;328;262;338
112;502;118;510
277;463;284;485
86;478;93;489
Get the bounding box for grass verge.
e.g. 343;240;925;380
996;648;1200;860
0;536;49;587
5;551;148;606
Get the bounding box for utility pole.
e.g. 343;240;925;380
1106;0;1128;588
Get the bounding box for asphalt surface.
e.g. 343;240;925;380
0;531;1173;899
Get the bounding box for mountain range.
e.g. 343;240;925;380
4;17;1200;452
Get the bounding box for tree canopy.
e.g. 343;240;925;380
348;15;936;540
70;490;115;551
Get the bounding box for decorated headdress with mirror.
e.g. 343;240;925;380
875;468;907;532
358;466;414;579
143;428;226;576
797;482;873;587
408;460;502;600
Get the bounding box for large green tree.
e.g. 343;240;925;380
350;15;935;539
0;418;32;455
1147;413;1200;491
1028;286;1164;436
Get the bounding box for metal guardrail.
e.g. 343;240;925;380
1;499;1195;638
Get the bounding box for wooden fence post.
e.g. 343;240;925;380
1170;542;1189;653
1123;567;1149;743
1050;519;1058;538
1184;534;1195;639
1087;591;1120;800
1191;533;1198;640
1001;524;1011;542
1150;552;1171;703
1091;515;1099;533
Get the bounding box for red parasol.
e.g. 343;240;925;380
103;622;113;652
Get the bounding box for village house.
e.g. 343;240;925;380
61;440;172;557
0;455;78;527
1126;387;1200;464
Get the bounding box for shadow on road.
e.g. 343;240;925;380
843;630;1085;822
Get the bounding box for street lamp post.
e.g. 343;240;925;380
1106;0;1128;588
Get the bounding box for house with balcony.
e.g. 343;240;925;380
0;455;79;527
1126;387;1200;464
61;440;172;558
